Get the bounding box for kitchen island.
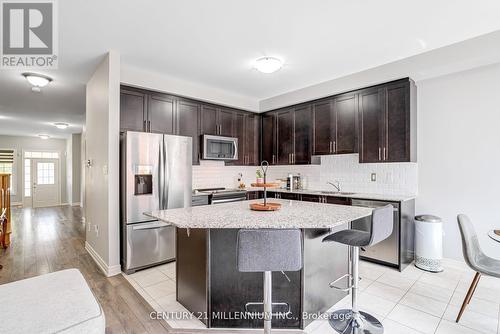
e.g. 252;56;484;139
150;199;372;330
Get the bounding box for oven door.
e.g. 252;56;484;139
202;135;238;160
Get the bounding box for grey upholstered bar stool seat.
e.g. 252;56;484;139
456;214;500;322
237;229;303;334
323;205;393;334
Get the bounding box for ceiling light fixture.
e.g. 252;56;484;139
54;122;69;129
38;134;50;140
253;56;283;74
22;73;53;92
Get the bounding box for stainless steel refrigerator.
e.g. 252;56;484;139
120;131;192;274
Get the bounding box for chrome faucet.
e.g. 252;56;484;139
327;181;341;192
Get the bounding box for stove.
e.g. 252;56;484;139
194;187;247;204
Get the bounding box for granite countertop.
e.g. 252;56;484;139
150;199;372;229
245;187;416;202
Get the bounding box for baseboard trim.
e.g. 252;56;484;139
10;202;23;207
71;202;81;207
85;241;121;277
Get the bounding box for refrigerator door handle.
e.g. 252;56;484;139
158;136;165;210
163;136;170;209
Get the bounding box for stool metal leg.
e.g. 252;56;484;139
329;246;383;334
263;271;272;334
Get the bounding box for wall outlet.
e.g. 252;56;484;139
371;173;377;182
94;225;99;237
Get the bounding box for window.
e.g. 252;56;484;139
24;159;31;197
25;151;59;159
37;162;55;185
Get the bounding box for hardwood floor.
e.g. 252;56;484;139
0;206;171;334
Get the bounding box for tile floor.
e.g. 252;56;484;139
123;259;500;333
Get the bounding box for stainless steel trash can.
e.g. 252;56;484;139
415;215;443;272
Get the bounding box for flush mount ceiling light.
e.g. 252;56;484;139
54;122;69;129
253;57;283;74
38;134;50;140
22;73;53;92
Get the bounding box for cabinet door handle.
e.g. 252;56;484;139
218;124;222;135
378;147;382;161
291;153;294;164
148;120;151;132
383;147;387;161
272;154;275;164
333;141;336;154
143;120;147;132
329;141;332;153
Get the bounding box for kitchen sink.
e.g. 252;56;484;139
321;191;356;195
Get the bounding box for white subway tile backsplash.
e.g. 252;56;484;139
192;154;417;196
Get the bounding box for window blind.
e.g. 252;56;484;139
0;149;14;164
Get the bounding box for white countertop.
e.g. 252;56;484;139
150;199;372;229
246;187;416;202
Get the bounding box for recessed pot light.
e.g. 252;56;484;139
54;122;69;129
22;73;53;92
254;57;283;74
38;134;50;140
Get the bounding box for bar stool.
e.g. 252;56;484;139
322;205;393;334
237;229;303;334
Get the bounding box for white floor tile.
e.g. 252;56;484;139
359;261;387;281
443;304;498;334
436;319;484;334
357;292;397;317
128;268;168;287
418;272;460;290
449;290;500;318
456;279;500;304
387;304;441;334
363;281;407;303
157;261;176;278
377;271;417;291
399;292;448;317
358;277;374;291
382;318;424;334
144;279;176;299
408;281;455;303
399;265;425;280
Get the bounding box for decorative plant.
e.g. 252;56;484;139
256;169;263;178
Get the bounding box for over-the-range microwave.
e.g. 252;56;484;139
202;134;238;160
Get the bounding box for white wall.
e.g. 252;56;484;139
417;63;500;260
121;63;259;112
71;133;81;204
0;135;68;205
85;51;121;276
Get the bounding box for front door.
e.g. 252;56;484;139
32;159;60;208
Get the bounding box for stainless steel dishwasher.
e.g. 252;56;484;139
351;199;400;267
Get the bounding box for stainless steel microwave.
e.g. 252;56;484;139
202;135;238;160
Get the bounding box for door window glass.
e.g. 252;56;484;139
37;162;55;185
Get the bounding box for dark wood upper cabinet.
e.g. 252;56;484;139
261;113;277;165
200;104;219;135
359;87;385;163
313;99;334;155
244;114;260;166
333;93;358;154
120;88;147;132
148;94;175;134
276;109;294;165
359;79;415;163
218;109;235;137
293;105;312;164
177;99;201;165
385;81;411;162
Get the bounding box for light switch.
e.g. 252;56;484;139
371;173;377;182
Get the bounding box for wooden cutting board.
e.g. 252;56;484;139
495;230;500;236
249;202;282;211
